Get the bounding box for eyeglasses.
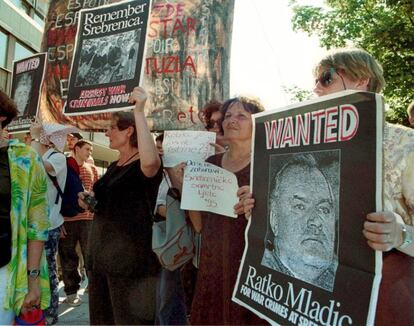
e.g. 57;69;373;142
315;67;347;90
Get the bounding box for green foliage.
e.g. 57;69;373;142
282;85;313;103
290;0;414;125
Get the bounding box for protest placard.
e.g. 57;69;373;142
233;91;383;326
142;0;234;130
40;0;234;131
8;53;47;133
162;130;215;167
64;0;151;116
181;160;238;218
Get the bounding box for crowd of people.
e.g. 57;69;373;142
0;47;413;326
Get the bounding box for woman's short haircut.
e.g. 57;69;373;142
219;96;264;133
112;111;138;148
155;133;164;143
203;101;222;124
0;90;18;128
314;48;385;93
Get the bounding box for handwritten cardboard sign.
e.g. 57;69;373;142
181;160;238;218
162;130;216;167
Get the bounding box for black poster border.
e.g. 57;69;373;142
64;0;152;116
233;90;383;326
9;53;47;134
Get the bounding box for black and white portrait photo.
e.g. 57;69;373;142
75;29;141;87
13;72;33;116
261;150;340;292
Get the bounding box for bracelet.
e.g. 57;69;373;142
31;139;41;143
399;224;413;249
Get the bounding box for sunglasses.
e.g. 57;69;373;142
315;67;347;90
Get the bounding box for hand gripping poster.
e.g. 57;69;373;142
8;53;47;133
39;0;234;130
64;0;151;115
233;91;383;326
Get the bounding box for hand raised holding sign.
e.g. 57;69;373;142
129;86;148;113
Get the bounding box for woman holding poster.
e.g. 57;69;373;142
186;97;265;325
79;87;163;325
240;48;414;325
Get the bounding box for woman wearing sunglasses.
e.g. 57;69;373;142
238;48;414;325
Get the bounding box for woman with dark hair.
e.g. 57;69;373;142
80;87;162;325
0;90;50;324
203;100;227;152
185;96;266;324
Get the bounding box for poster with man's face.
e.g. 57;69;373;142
8;53;47;133
262;151;339;292
233;91;383;326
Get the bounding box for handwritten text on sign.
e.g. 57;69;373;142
181;161;238;218
163;130;216;167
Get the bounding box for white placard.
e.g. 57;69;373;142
181;160;238;218
162;131;216;167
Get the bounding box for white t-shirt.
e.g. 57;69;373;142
43;148;67;230
155;175;169;211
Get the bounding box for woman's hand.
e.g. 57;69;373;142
234;186;255;219
29;120;43;139
129;86;147;113
166;162;186;194
363;211;403;251
20;278;41;314
210;142;226;154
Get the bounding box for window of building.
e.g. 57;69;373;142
35;0;49;16
0;31;8;69
10;0;30;15
33;12;46;28
14;41;34;62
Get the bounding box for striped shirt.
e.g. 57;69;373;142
64;162;99;221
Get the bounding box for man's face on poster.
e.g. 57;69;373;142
14;82;30;116
271;164;336;276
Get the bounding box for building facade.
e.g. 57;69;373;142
0;0;118;171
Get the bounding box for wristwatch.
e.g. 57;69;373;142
399;224;413;249
27;269;40;278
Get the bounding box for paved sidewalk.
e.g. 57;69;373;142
57;279;89;325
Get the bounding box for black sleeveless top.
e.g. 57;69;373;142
0;146;11;267
87;160;162;277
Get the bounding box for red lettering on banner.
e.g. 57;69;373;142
149;18;197;38
146;55;197;75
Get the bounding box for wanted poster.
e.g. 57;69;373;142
233;91;383;326
64;0;151;115
8;53;47;133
